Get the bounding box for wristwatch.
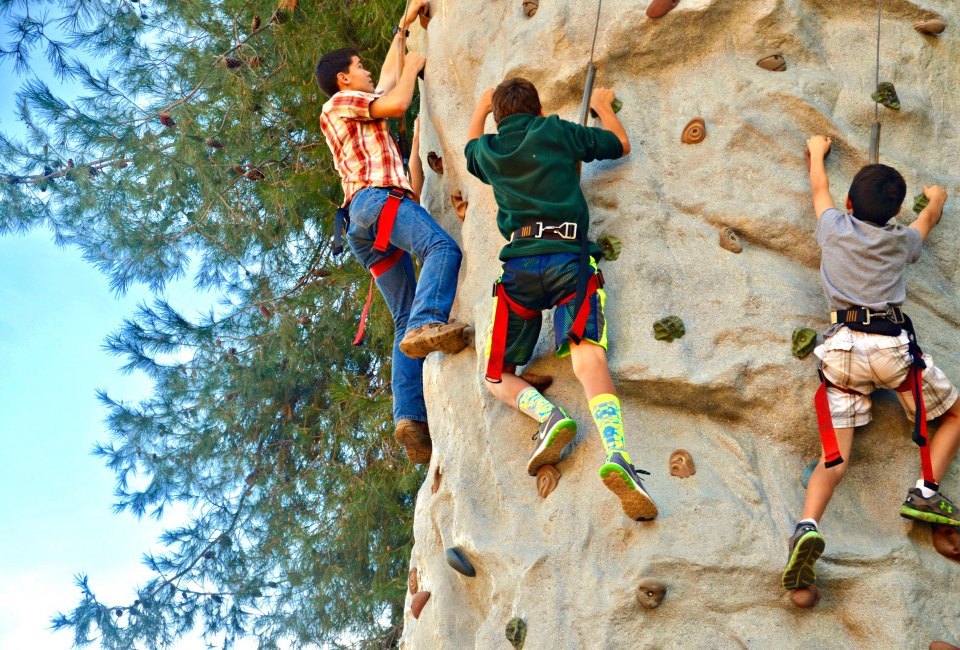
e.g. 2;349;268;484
393;25;410;37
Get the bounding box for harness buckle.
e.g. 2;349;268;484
887;305;905;324
862;310;871;326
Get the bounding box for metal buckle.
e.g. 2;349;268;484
830;311;839;325
862;310;872;325
555;222;578;240
535;222;546;238
887;305;905;324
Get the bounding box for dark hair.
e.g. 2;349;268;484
848;164;907;225
315;48;358;97
492;77;542;122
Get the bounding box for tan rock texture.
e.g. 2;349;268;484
402;1;960;647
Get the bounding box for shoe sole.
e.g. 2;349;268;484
526;418;577;476
899;505;960;526
599;464;659;521
781;531;825;590
395;425;432;465
400;323;469;359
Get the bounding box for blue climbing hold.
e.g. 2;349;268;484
445;547;476;577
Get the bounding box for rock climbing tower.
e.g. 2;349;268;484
402;1;960;647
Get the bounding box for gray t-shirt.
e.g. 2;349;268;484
816;207;922;311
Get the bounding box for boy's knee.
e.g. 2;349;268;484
570;342;606;377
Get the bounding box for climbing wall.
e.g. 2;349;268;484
403;1;960;647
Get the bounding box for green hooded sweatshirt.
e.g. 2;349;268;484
464;112;623;261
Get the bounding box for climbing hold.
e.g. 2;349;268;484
669;449;696;478
427;151;444;175
418;2;433;29
756;53;787;72
536;464;561;498
411;590;430;619
636;578;667;609
589;97;623;119
505;617;527;650
461;325;475;348
653;316;685;342
932;525;960;561
800;458;818;489
520;372;553;393
408;567;419;594
680;118;706;144
444;547;476;577
931;642;960;650
790;585;821;609
792;327;817;359
719;227;742;254
451;191;468;220
913;193;930;215
915;19;946;35
431;465;442;494
646;0;679;19
522;0;538;17
597;234;622;261
872;82;900;110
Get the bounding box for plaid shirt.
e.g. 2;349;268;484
319;90;411;206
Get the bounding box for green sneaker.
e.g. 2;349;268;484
599;451;658;521
526;407;577;476
781;523;825;590
900;488;960;526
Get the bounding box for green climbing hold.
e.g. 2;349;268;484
505;617;527;650
792;327;817;359
913;193;930;215
597;234;622;261
871;82;900;110
589;97;622;119
653;316;685;342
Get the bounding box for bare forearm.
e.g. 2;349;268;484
371;65;419;118
466;108;489;142
595;106;630;156
377;32;404;93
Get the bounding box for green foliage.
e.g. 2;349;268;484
1;0;422;647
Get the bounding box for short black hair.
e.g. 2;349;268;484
315;48;358;98
492;77;542;123
848;164;907;226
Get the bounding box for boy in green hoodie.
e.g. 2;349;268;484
464;77;657;521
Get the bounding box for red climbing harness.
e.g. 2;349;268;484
813;307;937;488
350;187;409;345
485;271;602;383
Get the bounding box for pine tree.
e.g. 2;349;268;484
0;1;421;647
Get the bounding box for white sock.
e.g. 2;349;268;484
916;479;937;498
798;518;819;530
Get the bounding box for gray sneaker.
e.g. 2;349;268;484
900;488;960;526
781;523;825;590
525;408;577;476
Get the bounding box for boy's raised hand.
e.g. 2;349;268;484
467;88;495;141
405;50;425;73
403;0;430;27
476;88;495;115
806;135;832;160
923;184;948;206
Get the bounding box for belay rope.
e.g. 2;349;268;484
868;0;883;164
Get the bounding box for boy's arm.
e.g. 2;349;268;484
409;116;424;202
369;51;424;119
807;135;834;219
910;185;947;241
590;87;629;156
377;0;428;93
466;88;494;143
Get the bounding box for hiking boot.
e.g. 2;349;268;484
526;408;577;476
781;523;825;590
399;322;470;359
900;488;960;526
394;419;431;465
599;451;658;521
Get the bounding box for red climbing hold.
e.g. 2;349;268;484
646;0;679;19
790;584;821;609
411;590;431;619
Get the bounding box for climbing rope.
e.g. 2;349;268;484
577;0;603;125
869;0;883;164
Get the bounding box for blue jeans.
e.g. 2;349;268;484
347;187;462;424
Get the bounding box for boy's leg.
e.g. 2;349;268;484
348;213;430;464
801;427;856;523
930;400;960;483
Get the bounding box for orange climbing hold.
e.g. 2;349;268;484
646;0;679;18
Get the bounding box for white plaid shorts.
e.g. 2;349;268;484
816;328;958;428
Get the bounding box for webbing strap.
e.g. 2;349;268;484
373;189;406;253
485;283;540;383
353;248;406;346
556;272;602;343
814;378;845;468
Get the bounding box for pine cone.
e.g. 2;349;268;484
158;112;175;127
223;57;244;69
247;55;263;67
88;165;100;177
244;167;265;180
259;304;272;317
251;14;262;31
205;137;224;149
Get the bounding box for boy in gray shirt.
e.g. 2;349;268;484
782;135;960;592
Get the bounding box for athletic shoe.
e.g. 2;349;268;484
599;451;658;521
394;419;432;464
781;523;825;590
900;488;960;526
525;407;577;476
399;322;469;358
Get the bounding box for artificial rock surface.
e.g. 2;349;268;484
400;1;960;647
